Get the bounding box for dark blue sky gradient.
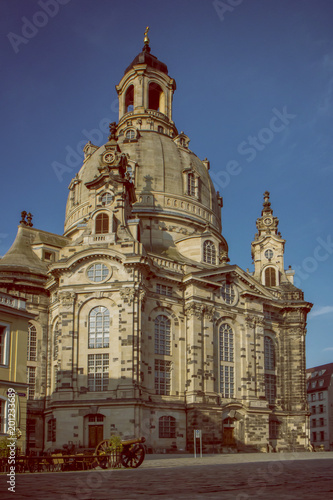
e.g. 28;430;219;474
1;0;333;367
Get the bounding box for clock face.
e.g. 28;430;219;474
264;217;272;226
103;152;115;164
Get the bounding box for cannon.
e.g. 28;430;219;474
95;436;146;469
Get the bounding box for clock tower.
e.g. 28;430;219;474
251;191;287;287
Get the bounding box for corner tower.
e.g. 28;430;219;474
251;191;287;287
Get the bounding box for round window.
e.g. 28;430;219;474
87;263;110;283
221;283;236;305
264;249;274;260
101;192;114;205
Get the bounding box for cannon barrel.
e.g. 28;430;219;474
121;437;146;447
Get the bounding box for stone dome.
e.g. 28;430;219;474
64;130;222;238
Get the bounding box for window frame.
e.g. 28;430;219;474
154;315;171;356
27;366;36;400
88;306;110;349
88;353;109;392
87;263;110;283
95;213;109;234
0;398;7;434
264;266;277;287
0;323;10;367
159;416;176;438
155;359;171;395
27;323;37;362
203;240;216;265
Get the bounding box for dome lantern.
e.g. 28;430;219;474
116;28;177;137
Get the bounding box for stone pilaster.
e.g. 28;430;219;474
57;291;76;392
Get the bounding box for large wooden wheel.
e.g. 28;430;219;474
94;439;111;469
120;443;145;469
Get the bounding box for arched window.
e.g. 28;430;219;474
157;126;164;134
155;315;171;355
159;416;176;438
53;322;59;361
125;85;134;112
203;240;216;265
219;323;234;362
219;323;234;398
149;82;164;112
264;336;276;404
88;306;110;348
27;323;37;361
95;213;109;234
265;267;276;287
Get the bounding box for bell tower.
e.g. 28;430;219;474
116;27;177;137
251;191;286;287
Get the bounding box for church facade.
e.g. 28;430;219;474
0;34;312;453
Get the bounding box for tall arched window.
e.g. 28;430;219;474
125;85;134;112
89;307;110;348
265;267;276;287
149;82;164;112
219;323;234;398
155;315;171;355
203;240;216;265
219;323;234;362
264;335;276;404
27;323;37;361
95;213;109;234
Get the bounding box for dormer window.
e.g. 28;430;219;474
203;240;216;265
95;213;109;234
188;173;195;196
126;129;135;140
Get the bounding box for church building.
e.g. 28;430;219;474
0;31;312;453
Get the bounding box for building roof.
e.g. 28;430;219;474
124;45;168;75
306;362;333;393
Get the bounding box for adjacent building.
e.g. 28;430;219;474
0;291;35;453
0;34;313;453
307;363;333;450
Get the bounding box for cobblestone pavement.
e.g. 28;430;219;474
1;452;333;500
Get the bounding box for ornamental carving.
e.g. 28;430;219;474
245;315;256;329
120;288;135;303
204;306;216;321
58;291;76;308
185;303;205;319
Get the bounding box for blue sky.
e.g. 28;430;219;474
0;0;332;368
